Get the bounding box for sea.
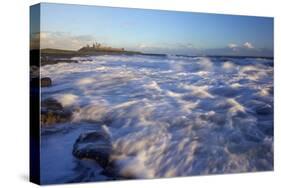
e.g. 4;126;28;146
40;54;273;184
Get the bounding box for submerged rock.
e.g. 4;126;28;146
41;98;72;126
41;77;52;87
72;131;112;168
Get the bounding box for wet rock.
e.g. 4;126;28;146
41;98;63;111
41;77;52;87
73;131;112;167
41;110;72;126
41;98;72;126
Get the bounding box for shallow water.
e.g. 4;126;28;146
40;54;273;184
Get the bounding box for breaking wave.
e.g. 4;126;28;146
40;54;273;184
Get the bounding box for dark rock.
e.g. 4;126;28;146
73;131;112;167
41;98;63;111
41;77;52;87
41;110;72;126
41;98;72;126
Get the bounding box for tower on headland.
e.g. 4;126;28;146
78;41;125;52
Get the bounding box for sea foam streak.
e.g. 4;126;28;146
40;54;273;184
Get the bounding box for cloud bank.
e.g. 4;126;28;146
243;42;254;49
31;31;95;50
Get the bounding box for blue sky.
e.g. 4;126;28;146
38;3;273;57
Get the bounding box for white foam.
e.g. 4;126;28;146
259;87;270;96
40;54;273;180
180;84;214;99
231;83;242;88
144;81;162;91
72;100;109;122
227;98;245;114
222;61;236;70
76;77;96;85
55;93;79;107
197;57;213;70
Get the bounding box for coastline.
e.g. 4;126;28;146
31;48;274;66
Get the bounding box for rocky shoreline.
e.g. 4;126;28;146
40;86;126;181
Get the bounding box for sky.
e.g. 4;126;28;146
34;3;274;57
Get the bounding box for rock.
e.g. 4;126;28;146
41;98;72;126
41;77;52;87
73;131;112;167
41;98;63;111
41;110;72;126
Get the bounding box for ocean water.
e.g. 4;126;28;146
40;54;273;184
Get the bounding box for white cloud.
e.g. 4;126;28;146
227;42;255;51
136;42;201;55
243;42;254;49
40;32;48;39
35;31;95;50
228;43;238;49
138;42;196;51
138;43;148;49
138;43;169;50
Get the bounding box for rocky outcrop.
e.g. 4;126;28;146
41;77;52;87
72;131;112;167
41;98;72;126
41;98;63;110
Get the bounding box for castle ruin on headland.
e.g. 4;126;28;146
78;42;125;53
